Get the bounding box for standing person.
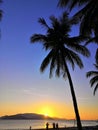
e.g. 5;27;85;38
52;123;55;129
29;126;32;130
56;123;58;129
46;122;49;130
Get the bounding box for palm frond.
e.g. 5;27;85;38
40;50;53;72
38;18;49;29
93;83;98;95
74;44;90;57
0;10;2;20
58;0;89;11
66;35;89;44
49;15;60;30
95;48;98;65
69;0;79;11
63;48;75;70
65;39;90;57
80;15;92;37
0;9;2;21
49;51;57;78
58;0;79;11
86;46;98;95
64;48;83;69
90;76;98;87
0;0;2;20
63;71;67;79
57;0;69;8
31;34;46;43
86;71;98;78
85;37;96;46
55;53;61;77
60;11;69;23
94;64;98;70
78;0;89;5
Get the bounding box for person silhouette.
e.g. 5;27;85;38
46;122;49;130
29;126;32;130
56;123;58;129
52;122;55;129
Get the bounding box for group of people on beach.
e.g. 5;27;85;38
46;122;59;130
29;122;59;130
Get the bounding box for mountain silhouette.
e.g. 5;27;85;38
0;113;53;120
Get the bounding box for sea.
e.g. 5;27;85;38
0;119;97;130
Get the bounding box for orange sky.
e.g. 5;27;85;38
0;99;98;120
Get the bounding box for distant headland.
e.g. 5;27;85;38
0;113;53;120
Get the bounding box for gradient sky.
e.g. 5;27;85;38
0;0;98;120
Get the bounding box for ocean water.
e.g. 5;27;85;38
0;119;97;130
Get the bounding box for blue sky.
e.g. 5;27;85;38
0;0;98;119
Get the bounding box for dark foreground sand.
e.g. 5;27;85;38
2;126;98;130
34;126;98;130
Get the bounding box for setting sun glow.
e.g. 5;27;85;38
44;113;48;117
36;102;56;118
40;106;52;117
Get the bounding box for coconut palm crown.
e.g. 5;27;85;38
31;12;90;78
86;48;98;95
58;0;98;43
31;12;90;130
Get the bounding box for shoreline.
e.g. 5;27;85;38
1;126;98;130
35;126;98;130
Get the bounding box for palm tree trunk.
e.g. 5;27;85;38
64;61;82;130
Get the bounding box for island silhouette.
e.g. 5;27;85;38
0;113;53;120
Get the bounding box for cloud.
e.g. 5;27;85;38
22;88;49;97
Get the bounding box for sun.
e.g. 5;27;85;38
44;113;48;117
39;106;53;118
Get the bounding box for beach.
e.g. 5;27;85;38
29;126;98;130
0;119;97;130
1;126;98;130
34;126;98;130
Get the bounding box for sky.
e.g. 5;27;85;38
0;0;98;120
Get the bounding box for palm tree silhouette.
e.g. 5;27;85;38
86;48;98;95
58;0;98;43
31;12;90;130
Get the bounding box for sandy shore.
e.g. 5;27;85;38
1;126;98;130
34;126;98;130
